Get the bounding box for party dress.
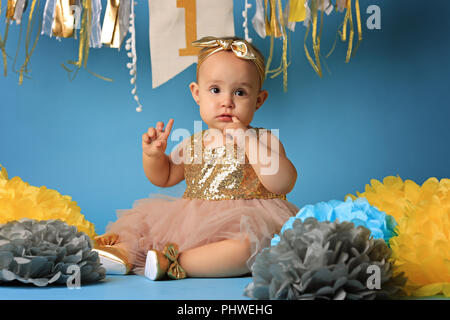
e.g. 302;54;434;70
104;128;299;274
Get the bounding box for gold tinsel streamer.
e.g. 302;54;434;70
101;0;121;48
304;0;324;77
1;0;43;83
288;0;306;22
52;0;76;38
61;0;112;82
346;176;450;297
341;0;354;62
18;0;41;85
264;0;289;92
0;164;97;240
6;0;17;18
265;0;281;37
326;0;363;62
263;0;276;76
352;0;363;59
0;0;7;76
62;0;91;79
0;0;14;76
11;6;29;80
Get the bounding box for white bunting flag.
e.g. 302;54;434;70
149;0;235;88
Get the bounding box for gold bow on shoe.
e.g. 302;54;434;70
94;233;120;247
162;243;186;280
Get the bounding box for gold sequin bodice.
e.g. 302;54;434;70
182;128;287;201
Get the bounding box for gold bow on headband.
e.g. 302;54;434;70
192;36;266;88
191;36;256;60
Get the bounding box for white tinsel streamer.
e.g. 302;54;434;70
118;0;131;49
251;0;265;38
13;0;27;25
89;0;103;48
125;0;142;112
40;0;102;45
242;0;252;42
303;0;333;28
72;0;81;39
41;0;58;36
320;0;334;15
336;0;346;12
303;0;312;27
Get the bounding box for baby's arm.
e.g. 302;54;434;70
143;147;185;187
142;119;185;188
162;140;186;187
245;130;297;195
143;152;170;187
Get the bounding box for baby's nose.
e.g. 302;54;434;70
221;93;235;108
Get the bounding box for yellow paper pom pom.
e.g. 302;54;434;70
346;176;415;222
0;163;97;239
0;165;8;181
346;176;450;297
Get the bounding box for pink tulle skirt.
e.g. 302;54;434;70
105;193;299;275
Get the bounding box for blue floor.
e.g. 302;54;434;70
1;275;449;300
0;275;253;300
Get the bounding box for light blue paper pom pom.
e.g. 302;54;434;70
271;197;397;246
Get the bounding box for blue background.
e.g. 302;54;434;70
1;1;449;235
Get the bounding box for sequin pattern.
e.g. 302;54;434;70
182;128;287;201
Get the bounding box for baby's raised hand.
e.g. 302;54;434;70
142;118;174;158
222;116;248;145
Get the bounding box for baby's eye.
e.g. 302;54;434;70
209;87;220;94
235;89;246;96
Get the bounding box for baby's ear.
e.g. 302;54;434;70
256;89;269;110
189;82;200;105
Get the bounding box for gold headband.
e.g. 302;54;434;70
192;36;256;60
192;36;265;89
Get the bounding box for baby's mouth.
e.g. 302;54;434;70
216;115;233;122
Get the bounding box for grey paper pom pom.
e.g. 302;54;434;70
0;218;106;286
244;217;406;300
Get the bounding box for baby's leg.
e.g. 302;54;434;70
178;237;251;278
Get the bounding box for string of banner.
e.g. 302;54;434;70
0;0;363;112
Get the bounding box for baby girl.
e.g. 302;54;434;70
93;36;299;280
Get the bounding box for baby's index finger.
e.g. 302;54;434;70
163;118;174;138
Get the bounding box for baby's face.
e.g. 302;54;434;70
190;51;268;130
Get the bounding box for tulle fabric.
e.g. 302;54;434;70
105;192;299;275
